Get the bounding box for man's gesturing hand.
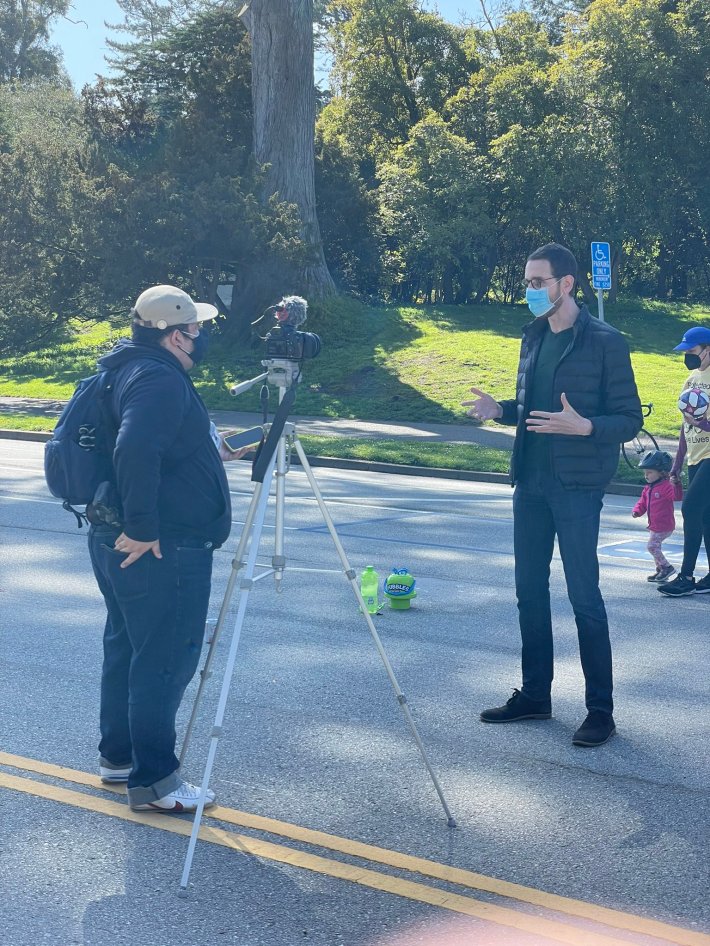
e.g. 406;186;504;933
114;533;162;568
462;387;503;422
526;392;593;436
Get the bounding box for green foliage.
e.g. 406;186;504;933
1;0;709;346
324;0;470;166
0;81;103;353
322;0;710;303
0;0;69;82
106;0;204;46
81;4;306;336
315;131;383;294
578;0;710;297
378;113;493;303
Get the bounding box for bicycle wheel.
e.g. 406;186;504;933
622;428;660;469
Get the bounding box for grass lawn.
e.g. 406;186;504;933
298;435;645;484
0;413;55;431
1;296;707;443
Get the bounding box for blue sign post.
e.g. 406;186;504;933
591;241;611;322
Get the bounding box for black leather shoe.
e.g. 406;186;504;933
480;688;552;723
572;711;616;747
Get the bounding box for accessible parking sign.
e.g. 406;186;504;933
591;241;612;289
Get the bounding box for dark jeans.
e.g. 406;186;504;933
513;471;613;715
88;526;214;805
680;459;710;577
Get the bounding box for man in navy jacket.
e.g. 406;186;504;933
463;244;642;747
89;285;246;811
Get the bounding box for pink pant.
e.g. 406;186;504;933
648;530;673;569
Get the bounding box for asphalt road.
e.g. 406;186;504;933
1;439;708;946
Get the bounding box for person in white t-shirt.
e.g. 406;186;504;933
661;326;710;597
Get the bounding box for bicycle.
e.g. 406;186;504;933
622;402;659;469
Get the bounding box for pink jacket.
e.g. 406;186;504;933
632;479;680;533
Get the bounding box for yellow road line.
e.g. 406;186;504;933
0;770;655;946
1;751;707;946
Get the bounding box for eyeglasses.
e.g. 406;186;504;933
181;323;205;339
522;276;561;290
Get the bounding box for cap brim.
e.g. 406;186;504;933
192;302;219;323
673;342;693;351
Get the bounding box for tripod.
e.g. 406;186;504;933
178;374;456;893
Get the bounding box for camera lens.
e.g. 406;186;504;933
301;332;321;359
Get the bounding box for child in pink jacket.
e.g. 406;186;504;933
632;451;682;582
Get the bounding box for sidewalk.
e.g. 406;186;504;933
0;396;517;450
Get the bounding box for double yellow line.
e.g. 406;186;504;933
0;751;706;946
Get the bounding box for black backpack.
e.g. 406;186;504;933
44;370;117;525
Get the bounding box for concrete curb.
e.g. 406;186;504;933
0;427;643;496
1;429;49;443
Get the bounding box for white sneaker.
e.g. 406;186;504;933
131;780;216;813
100;763;131;784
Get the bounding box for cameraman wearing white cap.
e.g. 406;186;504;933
87;285;246;813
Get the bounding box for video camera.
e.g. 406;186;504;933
229;295;322;398
261;296;321;361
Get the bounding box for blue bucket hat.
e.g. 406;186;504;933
674;326;710;351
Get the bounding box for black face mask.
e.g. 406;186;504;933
684;353;702;371
179;328;209;365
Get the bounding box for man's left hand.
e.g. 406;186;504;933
526;393;593;436
114;533;162;568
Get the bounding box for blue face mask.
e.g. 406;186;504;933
525;280;561;318
179;327;209;365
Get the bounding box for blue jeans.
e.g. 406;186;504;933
89;526;214;806
513;471;613;715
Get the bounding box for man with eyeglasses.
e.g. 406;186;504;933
462;243;642;747
87;286;248;812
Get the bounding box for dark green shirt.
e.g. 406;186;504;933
522;324;574;472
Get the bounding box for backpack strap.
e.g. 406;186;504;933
62;500;89;529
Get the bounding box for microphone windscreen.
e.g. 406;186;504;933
279;295;308;327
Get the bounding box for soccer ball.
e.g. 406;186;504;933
678;386;710;420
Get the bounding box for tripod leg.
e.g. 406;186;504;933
291;436;456;827
272;433;287;592
179;453;278;892
179;477;271;767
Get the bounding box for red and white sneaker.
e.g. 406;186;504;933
131;781;216;813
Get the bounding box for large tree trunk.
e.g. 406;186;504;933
234;0;334;332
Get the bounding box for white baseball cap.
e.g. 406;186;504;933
132;285;218;330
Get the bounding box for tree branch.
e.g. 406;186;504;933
477;0;503;56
